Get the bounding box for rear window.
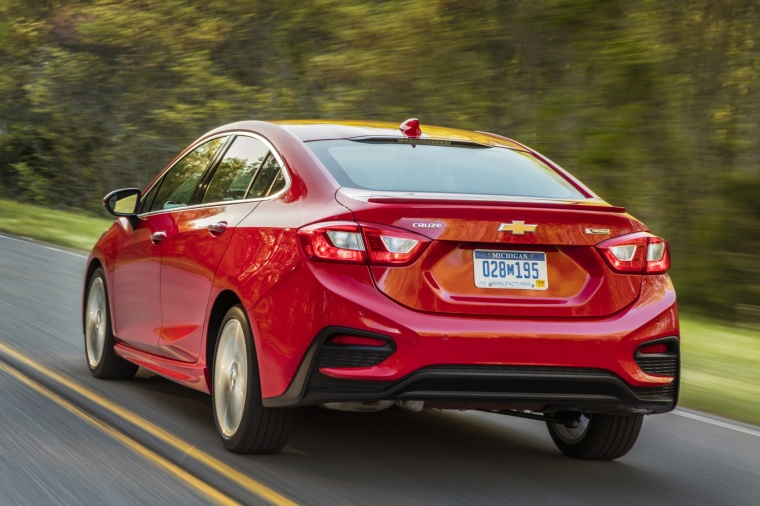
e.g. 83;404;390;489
306;140;585;199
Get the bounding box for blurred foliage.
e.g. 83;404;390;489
0;0;759;321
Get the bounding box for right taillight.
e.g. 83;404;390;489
298;221;430;266
596;232;670;274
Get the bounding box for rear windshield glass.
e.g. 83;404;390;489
306;140;585;199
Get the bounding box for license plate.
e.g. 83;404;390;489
473;250;548;290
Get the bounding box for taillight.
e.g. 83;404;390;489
361;225;429;265
298;221;430;266
298;222;366;263
596;232;670;274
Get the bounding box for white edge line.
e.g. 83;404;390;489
673;409;760;438
0;234;88;259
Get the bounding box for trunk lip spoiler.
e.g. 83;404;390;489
360;195;626;213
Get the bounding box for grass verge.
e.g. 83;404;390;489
679;315;760;425
1;198;759;425
0;199;113;251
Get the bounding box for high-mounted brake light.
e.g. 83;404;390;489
399;118;422;138
298;221;430;266
596;232;670;274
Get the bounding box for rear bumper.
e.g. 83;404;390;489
251;261;679;408
263;328;679;415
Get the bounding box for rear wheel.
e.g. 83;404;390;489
212;305;295;454
84;268;138;379
546;413;643;460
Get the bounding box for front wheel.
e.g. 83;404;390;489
546;413;643;460
212;305;295;454
84;268;138;380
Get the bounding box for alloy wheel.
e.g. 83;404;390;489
214;318;249;438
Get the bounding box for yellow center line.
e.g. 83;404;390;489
0;342;298;506
0;361;240;506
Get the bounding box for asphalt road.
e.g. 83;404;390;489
1;233;759;506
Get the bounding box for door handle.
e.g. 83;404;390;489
150;231;167;244
208;222;228;235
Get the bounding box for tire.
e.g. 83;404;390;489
84;268;139;380
546;413;643;460
212;305;295;454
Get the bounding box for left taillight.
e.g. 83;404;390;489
596;232;670;274
298;221;430;266
298;222;366;263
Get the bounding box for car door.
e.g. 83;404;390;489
111;136;229;353
158;134;278;362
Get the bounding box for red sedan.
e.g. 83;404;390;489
83;119;678;460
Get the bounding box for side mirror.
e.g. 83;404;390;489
103;188;141;217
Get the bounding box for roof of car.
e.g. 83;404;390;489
212;119;530;151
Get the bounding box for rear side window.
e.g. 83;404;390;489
306;140;584;199
249;154;286;198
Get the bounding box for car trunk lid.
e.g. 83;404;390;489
337;189;648;318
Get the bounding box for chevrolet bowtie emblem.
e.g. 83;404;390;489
498;221;538;235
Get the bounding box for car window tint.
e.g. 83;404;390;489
306;140;585;199
249;154;285;198
150;136;227;212
202;136;269;204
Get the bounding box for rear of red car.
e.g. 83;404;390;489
264;130;679;430
85;119;678;459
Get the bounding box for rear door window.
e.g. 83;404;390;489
149;136;228;212
201;135;269;204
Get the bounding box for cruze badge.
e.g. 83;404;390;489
498;221;538;235
412;222;443;229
